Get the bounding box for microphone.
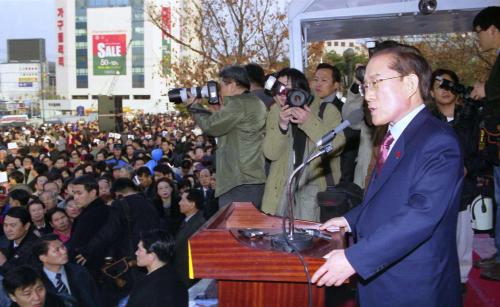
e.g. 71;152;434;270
316;108;364;147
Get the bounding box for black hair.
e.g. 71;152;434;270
46;207;69;224
139;229;175;263
3;265;43;295
111;178;138;194
32;233;60;259
316;63;342;83
71;175;99;194
8;170;24;184
219;65;251;90
153;164;173;176
473;6;500;31
33;162;49;176
275;68;311;94
8;189;32;207
245;63;266;88
5;207;31;225
136;166;152;177
183;188;204;210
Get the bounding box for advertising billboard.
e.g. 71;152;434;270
92;34;127;75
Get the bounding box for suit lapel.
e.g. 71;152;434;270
363;107;431;204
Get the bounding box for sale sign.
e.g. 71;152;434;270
93;34;127;75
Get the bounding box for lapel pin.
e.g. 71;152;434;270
395;151;401;159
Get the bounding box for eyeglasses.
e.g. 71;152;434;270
360;75;406;97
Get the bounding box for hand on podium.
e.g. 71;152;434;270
311;249;355;287
319;217;349;234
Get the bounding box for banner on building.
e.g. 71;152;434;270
92;34;127;75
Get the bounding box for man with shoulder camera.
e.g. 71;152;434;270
470;6;500;281
186;65;267;209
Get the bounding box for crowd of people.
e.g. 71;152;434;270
0;6;497;307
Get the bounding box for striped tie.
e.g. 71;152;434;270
377;131;394;174
55;273;69;294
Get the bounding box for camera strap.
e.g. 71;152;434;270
319;101;335;187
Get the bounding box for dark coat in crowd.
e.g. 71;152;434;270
0;230;38;273
66;197;109;271
83;193;160;261
127;264;188;307
40;263;104;307
152;195;182;236
174;210;206;287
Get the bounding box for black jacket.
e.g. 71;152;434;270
40;263;104;307
127;264;188;307
66;197;109;271
481;53;500;166
82;193;160;261
174;210;206;286
152;195;182;236
0;231;38;273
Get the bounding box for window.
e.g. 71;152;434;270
72;95;88;100
327;42;332;46
132;75;144;88
349;42;354;47
76;35;87;43
76;76;88;88
341;42;345;47
133;95;150;99
334;42;338;46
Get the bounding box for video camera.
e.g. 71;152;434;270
167;81;220;105
435;76;474;100
264;75;313;108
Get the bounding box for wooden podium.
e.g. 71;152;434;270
188;202;345;307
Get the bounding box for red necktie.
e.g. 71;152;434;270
377;131;394;174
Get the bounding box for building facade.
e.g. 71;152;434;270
55;0;184;114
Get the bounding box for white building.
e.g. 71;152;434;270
55;0;185;114
324;39;365;56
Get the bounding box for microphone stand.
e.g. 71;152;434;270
271;143;333;252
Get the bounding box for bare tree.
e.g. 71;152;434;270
146;0;289;87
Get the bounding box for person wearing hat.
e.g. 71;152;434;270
105;144;129;166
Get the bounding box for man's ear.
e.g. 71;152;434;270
8;293;17;303
404;74;419;98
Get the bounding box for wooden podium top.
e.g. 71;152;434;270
188;202;345;283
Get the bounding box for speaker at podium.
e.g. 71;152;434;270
98;95;124;132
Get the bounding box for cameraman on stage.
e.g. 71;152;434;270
470;6;500;281
186;65;267;209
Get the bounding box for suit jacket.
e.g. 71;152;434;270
0;231;38;273
343;107;463;307
127;264;187;307
40;263;104;307
174;210;206;286
482;53;500;165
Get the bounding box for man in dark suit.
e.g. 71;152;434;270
198;168;217;219
470;6;500;281
65;175;109;276
0;207;38;273
312;43;464;306
175;189;206;286
33;234;103;307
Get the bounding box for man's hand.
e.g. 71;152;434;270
0;250;7;266
290;106;311;125
185;94;202;108
319;217;349;232
311;249;356;287
471;82;486;100
75;254;87;266
279;105;293;130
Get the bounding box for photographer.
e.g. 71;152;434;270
261;68;345;222
470;6;500;281
429;68;481;290
186;65;267;209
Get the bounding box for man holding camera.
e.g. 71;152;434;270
470;6;500;281
187;65;267;209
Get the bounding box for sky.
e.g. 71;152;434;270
0;0;56;62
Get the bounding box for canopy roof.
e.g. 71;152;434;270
288;0;500;70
